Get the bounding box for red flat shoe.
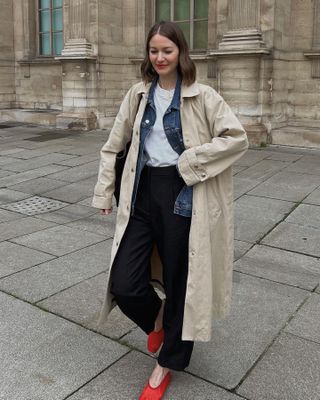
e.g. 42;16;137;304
139;371;171;400
147;328;164;353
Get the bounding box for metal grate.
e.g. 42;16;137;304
1;196;69;216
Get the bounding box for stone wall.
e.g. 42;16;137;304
0;0;319;147
0;0;15;108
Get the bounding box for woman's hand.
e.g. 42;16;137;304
100;208;113;215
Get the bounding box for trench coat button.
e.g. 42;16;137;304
131;168;134;172
191;250;196;256
136;131;138;136
127;205;129;210
194;164;199;169
116;242;119;246
201;172;207;178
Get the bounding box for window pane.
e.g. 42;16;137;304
156;0;170;21
52;9;63;31
39;10;50;32
53;32;63;54
194;0;208;19
40;33;51;55
52;0;63;8
174;0;190;21
176;22;190;47
194;20;208;49
39;0;50;9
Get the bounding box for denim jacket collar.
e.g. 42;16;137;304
137;79;200;99
146;75;182;111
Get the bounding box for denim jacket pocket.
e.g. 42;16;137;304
173;185;193;217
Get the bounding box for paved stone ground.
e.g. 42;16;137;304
0;122;320;400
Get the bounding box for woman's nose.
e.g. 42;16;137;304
157;52;165;62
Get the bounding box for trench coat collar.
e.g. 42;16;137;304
137;80;200;98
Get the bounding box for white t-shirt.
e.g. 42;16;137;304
144;83;179;167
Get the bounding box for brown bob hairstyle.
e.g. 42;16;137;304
141;21;196;86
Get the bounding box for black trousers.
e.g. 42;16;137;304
110;165;194;371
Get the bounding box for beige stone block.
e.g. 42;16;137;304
63;98;74;108
294;106;317;119
62;81;76;89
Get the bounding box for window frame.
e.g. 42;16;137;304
153;0;208;50
36;0;64;57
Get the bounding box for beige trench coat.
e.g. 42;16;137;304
92;81;248;342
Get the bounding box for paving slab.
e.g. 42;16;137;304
45;161;99;183
122;272;308;389
0;188;31;204
66;211;116;238
262;222;320;257
0;164;67;187
3;153;76;172
285;154;320;175
234;149;269;167
264;151;303;162
11;225;105;256
233;176;260;199
0;156;19;166
8;145;74;159
35;203;97;224
234;244;320;290
285;203;320;229
248;170;320;201
0;240;112;302
237;333;320;400
54;153;98;166
43;178;95;203
67;350;242;400
0;208;24;223
0;169;16;178
235;159;290;182
0;291;128;400
285;293;320;344
0;216;56;242
234;195;294;243
0;148;25;157
0;241;56;278
303;186;320;205
37;273;137;339
234;240;252;260
8;176;67;195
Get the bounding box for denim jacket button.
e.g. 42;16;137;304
145;119;150;124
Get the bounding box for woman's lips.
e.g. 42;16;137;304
156;64;167;69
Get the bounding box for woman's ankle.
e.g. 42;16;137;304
154;299;165;332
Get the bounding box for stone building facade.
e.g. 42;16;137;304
0;0;320;147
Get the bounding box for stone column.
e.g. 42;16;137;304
55;0;98;130
219;0;267;50
305;0;320;78
209;0;271;145
61;0;94;57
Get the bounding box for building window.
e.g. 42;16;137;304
38;0;63;56
155;0;208;50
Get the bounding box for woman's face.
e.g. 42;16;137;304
149;34;179;81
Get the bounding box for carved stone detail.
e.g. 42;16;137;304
228;0;259;30
60;0;94;59
218;0;267;52
312;0;320;49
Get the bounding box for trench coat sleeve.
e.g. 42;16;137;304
177;91;249;186
92;86;139;209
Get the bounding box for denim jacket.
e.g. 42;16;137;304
131;76;193;217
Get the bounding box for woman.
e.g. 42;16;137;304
92;21;248;400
